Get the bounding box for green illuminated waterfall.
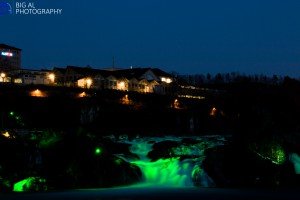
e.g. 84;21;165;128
131;158;192;187
117;136;225;187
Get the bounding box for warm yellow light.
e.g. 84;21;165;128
0;72;6;82
121;94;130;105
34;89;41;96
173;98;180;109
118;81;126;90
2;131;10;138
86;78;93;88
161;77;172;84
145;86;150;93
210;107;217;116
78;92;87;98
30;89;45;97
14;78;22;84
48;73;55;83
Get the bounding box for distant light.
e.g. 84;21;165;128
118;81;126;90
1;52;13;57
210;107;217;116
86;78;92;88
161;77;172;84
178;95;205;100
95;147;102;156
121;94;130;105
2;131;10;138
0;72;6;78
14;78;22;84
30;89;46;97
145;86;150;93
78;92;87;98
48;73;55;83
173;99;180;109
9;111;14;116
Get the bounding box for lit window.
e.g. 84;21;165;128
1;52;13;57
48;73;55;83
14;78;22;84
117;81;126;90
161;77;172;83
86;78;93;88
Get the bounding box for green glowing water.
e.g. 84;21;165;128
290;153;300;174
13;177;35;192
131;157;193;187
13;177;46;192
122;136;223;187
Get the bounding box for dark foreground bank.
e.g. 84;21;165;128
1;187;300;200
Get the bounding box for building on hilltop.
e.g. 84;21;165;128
9;69;55;85
52;67;67;86
52;66;175;94
1;60;176;95
0;44;22;72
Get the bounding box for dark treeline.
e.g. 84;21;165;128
176;72;290;86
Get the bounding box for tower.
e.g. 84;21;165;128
0;44;22;72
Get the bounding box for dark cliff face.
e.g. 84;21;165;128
0;84;228;135
1;79;300;136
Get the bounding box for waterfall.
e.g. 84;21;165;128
290;153;300;174
131;157;193;187
116;136;224;187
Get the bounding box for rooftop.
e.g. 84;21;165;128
0;44;22;51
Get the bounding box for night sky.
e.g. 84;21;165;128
1;0;300;77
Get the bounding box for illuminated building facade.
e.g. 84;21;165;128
0;44;22;71
69;66;174;94
10;69;54;85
